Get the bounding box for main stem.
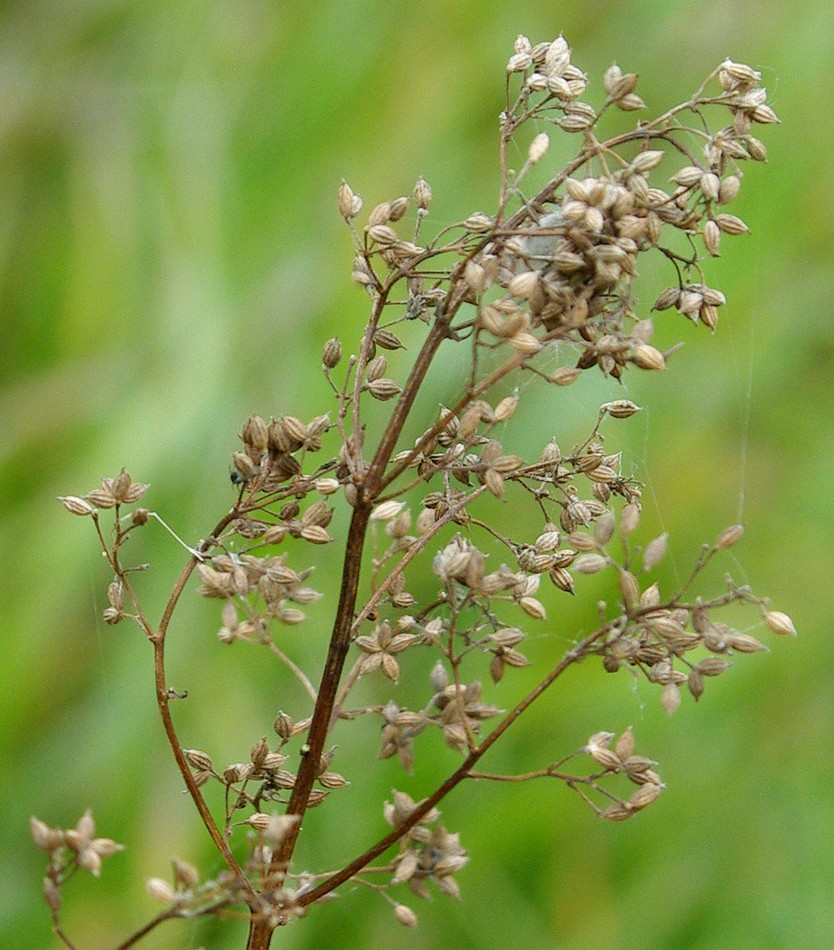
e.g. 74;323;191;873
246;309;456;948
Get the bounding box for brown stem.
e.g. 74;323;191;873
152;639;250;883
113;910;179;950
150;511;256;896
247;304;464;947
245;501;372;949
363;309;456;496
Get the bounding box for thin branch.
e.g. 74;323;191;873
151;510;256;894
295;623;610;907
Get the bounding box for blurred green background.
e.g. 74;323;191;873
2;1;832;947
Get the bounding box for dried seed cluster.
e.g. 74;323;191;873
46;34;790;944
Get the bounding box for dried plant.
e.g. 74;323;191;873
35;35;794;949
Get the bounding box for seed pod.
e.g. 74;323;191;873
550;366;581;386
604;64;638;100
250;737;269;767
367;378;402;400
30;817;63;853
527;132;549;163
464;212;492;232
746;136;767;161
508;270;540;299
146;877;176;904
589;746;621;771
718;174;741;204
373;328;405;350
274;711;295;739
594;510;615;545
619;570;640;611
549;566;575;594
752;104;779;124
184;749;213;772
716;523;744;548
728;633;768;653
643;532;669;568
494;395;519;422
507;51;533;72
519;596;546;620
368;227;399;252
299;525;332;544
764;611;797;636
241;414;268;453
351;254;374;286
337;179;356;219
699;302;718;330
59;495;96;516
632;344;666;370
617;92;646;111
704;219;721;256
464;260;486;295
509;331;542;354
700;172;720;201
413;177;432;210
661;682;681;715
368;201;392;227
673;165;705;187
629;781;662;809
395;904;418;928
631;150;664;175
714;213;749;235
653;287;680;311
383;195;407;221
615;729;635;760
696;657;733;676
371;500;406;521
366;355;387;382
534;529;561;553
247;812;271;831
322;337;342;368
576;553;607;574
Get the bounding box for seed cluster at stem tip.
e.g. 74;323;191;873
45;33;791;948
